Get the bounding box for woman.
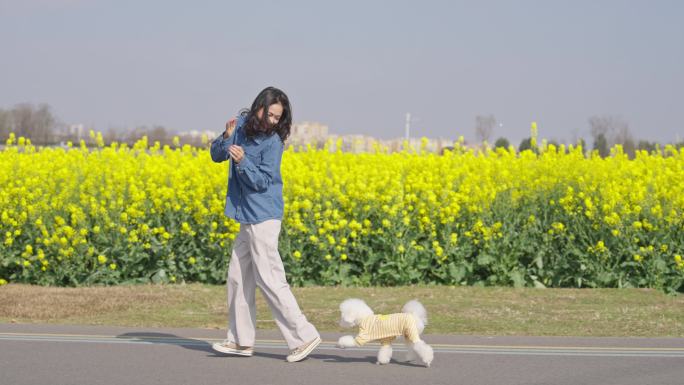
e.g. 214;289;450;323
209;87;320;362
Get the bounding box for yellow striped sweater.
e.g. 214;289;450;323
354;313;421;346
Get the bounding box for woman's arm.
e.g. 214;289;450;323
210;118;238;163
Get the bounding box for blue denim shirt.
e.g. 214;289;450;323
210;115;284;224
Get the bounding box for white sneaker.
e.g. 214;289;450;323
212;340;254;357
286;336;321;362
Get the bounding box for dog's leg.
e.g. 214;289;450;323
405;341;417;362
337;335;357;348
412;340;434;367
377;343;392;365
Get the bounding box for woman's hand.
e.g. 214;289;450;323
224;117;237;139
228;145;244;163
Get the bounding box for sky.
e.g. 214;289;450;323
1;0;683;145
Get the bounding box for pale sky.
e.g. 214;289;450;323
1;0;683;145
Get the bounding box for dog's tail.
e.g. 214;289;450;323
402;299;428;333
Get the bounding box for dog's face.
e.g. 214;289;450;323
339;314;356;328
339;298;374;328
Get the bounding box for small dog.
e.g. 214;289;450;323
336;298;434;367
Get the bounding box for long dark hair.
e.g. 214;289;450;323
241;87;292;143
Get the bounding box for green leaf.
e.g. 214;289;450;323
448;263;466;283
151;269;168;284
476;253;494;266
509;270;526;288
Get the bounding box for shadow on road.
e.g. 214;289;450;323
311;353;427;367
115;333;424;366
116;332;219;355
115;332;287;361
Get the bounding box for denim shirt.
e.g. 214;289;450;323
210;115;284;224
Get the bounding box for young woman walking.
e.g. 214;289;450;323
210;86;320;362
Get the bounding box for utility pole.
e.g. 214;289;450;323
405;112;411;141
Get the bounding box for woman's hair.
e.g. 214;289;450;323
241;86;292;143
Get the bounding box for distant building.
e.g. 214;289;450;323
178;129;216;140
173;119;460;154
66;123;86;140
289;121;329;148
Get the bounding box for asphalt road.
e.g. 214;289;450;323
1;323;683;385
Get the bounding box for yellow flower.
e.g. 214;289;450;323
595;240;607;253
293;251;302;259
0;278;7;285
109;263;117;270
340;253;348;261
450;233;458;244
98;255;107;264
188;256;196;265
551;222;565;232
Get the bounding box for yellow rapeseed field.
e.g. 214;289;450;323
1;131;683;291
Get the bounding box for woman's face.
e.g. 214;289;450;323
256;102;283;128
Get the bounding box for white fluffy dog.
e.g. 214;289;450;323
336;298;434;367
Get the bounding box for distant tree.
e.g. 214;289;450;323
589;115;616;142
494;137;510;150
126;126;149;145
611;122;636;158
622;137;636;158
11;103;32;139
475;114;496;144
593;133;609;157
103;127;128;145
127;125;173;146
0;108;10;140
588;115;632;153
34;104;57;145
8;103;57;144
575;138;587;155
148;125;170;145
637;140;657;154
518;137;533;152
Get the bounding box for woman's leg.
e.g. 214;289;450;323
246;219;319;350
225;226;257;347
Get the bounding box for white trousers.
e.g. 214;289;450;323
225;219;319;349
